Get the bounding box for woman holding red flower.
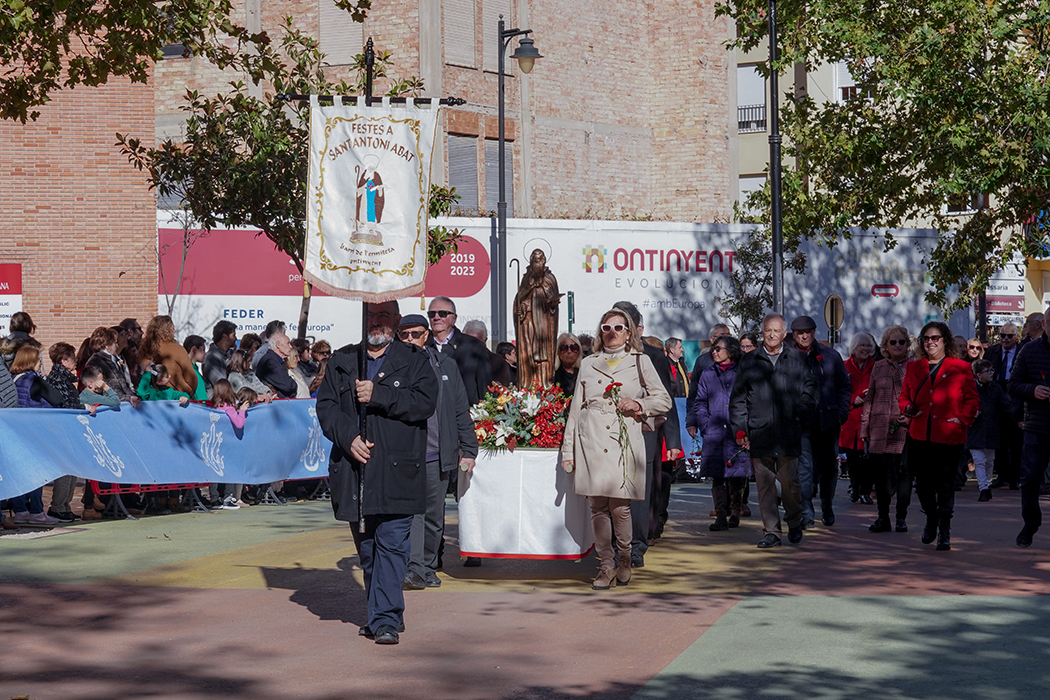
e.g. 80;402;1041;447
561;309;671;590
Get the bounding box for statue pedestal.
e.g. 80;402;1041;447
456;449;594;559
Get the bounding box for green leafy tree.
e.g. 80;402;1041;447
718;0;1050;311
117;20;461;338
0;0;371;123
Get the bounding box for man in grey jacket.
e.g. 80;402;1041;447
398;314;479;589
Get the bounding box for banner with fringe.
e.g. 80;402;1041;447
304;97;441;302
0;400;331;501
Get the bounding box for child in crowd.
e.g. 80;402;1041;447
134;364;189;514
967;359;1012;502
45;342;85;523
136;364;190;405
209;380;249;510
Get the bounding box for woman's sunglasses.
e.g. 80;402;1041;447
600;323;626;333
559;343;580;352
887;339;908;346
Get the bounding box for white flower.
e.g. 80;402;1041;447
520;393;542;416
494;422;512;446
469;405;488;422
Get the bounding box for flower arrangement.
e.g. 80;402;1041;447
471;382;571;453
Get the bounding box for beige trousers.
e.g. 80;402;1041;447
590;496;633;569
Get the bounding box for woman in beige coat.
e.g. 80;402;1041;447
561;309;672;590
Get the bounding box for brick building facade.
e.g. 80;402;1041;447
155;0;735;222
0;78;157;353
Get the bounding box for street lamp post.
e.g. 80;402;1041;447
496;15;542;343
768;0;785;316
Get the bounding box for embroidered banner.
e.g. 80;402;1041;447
304;98;441;302
0;400;331;501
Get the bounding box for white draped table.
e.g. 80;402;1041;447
457;449;594;559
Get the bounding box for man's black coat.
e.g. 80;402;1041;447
316;340;439;520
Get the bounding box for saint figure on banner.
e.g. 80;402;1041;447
513;248;561;389
353;154;385;244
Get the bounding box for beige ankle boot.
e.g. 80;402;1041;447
592;566;617;590
615;552;632;585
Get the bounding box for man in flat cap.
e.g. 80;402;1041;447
791;315;851;528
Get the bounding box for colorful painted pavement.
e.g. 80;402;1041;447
2;482;1048;699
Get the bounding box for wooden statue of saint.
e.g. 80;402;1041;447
513;248;561;389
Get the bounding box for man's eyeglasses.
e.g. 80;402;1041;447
1001;333;1016;338
887;339;908;346
922;335;943;343
600;323;626;333
559;343;580;352
399;330;427;340
427;310;453;319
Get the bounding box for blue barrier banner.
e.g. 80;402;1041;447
0;400;332;501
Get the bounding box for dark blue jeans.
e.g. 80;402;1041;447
352;514;413;632
9;487;44;514
1020;431;1050;535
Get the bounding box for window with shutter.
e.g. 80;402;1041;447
482;0;513;74
444;0;476;68
835;61;857;102
319;0;365;66
484;139;513;216
448;135;479;214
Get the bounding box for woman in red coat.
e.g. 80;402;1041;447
840;333;876;503
899;321;979;551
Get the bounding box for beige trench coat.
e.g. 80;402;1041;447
560;349;672;500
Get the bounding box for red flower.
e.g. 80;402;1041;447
736;430;747;441
816;355;824;362
507;436;518;451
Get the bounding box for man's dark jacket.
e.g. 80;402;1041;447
730;345;818;458
642;343;682;452
256;348;297;398
1009;335;1050;435
202;343;230;394
428;327;492;405
427;346;479;471
799;342;851;434
316;340;439;519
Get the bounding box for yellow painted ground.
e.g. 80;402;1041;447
102;513;811;595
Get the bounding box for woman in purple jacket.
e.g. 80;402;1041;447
696;336;753;530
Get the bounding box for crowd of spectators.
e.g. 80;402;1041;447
0;312;334;530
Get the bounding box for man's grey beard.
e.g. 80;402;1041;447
367;329;393;348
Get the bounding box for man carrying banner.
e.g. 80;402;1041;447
316;300;439;645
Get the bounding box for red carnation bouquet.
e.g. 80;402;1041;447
471;381;570;453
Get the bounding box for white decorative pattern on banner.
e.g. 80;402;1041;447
300;407;326;472
305;98;442;302
77;415;125;478
201;413;225;476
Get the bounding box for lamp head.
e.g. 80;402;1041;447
511;36;542;74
